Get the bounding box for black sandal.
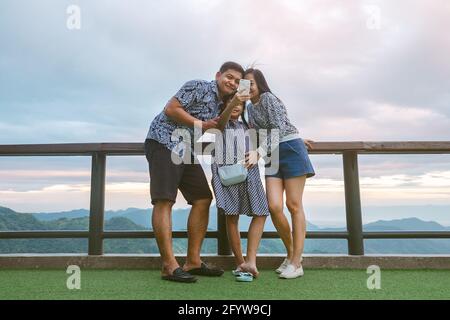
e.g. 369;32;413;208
187;262;224;277
161;267;197;283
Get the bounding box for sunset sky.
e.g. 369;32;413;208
1;1;449;225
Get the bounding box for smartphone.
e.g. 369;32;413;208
238;79;251;95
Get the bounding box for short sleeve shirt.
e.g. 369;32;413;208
146;80;223;154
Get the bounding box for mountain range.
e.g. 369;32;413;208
1;205;450;254
31;207;322;231
30;206;450;232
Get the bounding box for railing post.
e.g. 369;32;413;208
88;152;106;255
343;151;364;255
217;208;231;255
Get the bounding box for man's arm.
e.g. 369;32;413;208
164;97;218;131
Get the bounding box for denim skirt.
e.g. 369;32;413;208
265;138;315;179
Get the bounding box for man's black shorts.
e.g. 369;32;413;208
144;139;213;205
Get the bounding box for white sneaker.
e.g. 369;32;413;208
276;257;303;274
279;264;304;279
275;258;290;274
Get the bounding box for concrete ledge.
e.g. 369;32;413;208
1;254;450;269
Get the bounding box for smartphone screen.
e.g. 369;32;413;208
238;79;250;95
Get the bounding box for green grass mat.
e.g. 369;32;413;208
1;269;449;300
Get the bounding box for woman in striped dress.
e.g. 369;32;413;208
211;101;269;278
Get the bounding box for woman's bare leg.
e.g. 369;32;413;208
266;177;293;261
284;175;307;268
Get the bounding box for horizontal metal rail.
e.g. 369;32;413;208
3;230;450;240
0;231;352;239
363;231;450;239
0;231;89;239
1;141;450;256
1;141;450;156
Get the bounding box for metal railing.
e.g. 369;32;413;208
1;141;450;256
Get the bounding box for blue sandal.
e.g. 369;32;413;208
235;272;254;282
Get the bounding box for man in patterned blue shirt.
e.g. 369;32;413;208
144;62;245;283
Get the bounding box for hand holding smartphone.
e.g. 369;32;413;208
237;79;251;96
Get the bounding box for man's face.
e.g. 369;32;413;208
216;69;243;97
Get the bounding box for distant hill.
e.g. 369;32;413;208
0;206;145;231
1;205;450;254
33;209;89;221
305;205;450;227
0;206;210;254
0;206;48;230
364;217;449;231
29;206;320;231
32;208;151;228
32;207;184;230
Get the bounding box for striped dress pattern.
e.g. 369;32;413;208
211;120;270;216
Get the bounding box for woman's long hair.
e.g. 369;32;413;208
244;68;284;108
244;68;272;95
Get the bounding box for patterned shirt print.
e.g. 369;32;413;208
146;80;223;154
247;92;298;156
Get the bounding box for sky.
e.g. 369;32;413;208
0;0;449;225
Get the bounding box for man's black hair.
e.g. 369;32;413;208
219;61;245;76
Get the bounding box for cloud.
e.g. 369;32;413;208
1;0;449;210
301;102;450;140
2;169;449;212
1;0;449;143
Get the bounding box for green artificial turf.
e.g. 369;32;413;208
0;269;449;300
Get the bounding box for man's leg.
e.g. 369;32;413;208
183;198;211;270
152;200;179;276
178;162;222;275
145;139;191;280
